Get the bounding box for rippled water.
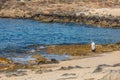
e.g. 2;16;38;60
0;18;120;63
0;18;120;50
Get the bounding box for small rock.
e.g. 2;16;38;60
62;73;76;76
75;65;83;68
51;58;59;63
43;69;53;73
98;64;111;67
93;64;112;73
6;71;27;77
113;63;120;67
59;66;74;70
36;70;43;74
32;54;47;64
67;66;74;69
93;66;102;73
59;67;68;70
27;60;38;65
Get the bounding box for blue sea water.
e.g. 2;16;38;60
0;18;120;50
0;18;120;63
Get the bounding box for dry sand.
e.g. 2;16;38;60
0;51;120;80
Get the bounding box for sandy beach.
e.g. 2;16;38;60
0;51;120;80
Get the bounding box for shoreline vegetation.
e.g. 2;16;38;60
0;0;120;28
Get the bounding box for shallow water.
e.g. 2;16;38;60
0;18;120;63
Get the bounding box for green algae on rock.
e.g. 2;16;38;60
46;43;120;56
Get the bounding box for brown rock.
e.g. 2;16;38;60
27;60;37;65
32;54;47;64
0;64;17;70
0;57;12;64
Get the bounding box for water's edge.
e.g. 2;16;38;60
0;18;120;67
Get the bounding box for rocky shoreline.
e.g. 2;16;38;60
0;0;120;28
33;13;120;28
0;42;120;71
0;51;120;80
0;9;120;28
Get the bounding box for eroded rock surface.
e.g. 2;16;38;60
0;0;119;27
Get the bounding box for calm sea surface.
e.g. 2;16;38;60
0;18;120;49
0;18;120;62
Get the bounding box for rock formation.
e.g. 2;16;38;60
0;0;119;27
